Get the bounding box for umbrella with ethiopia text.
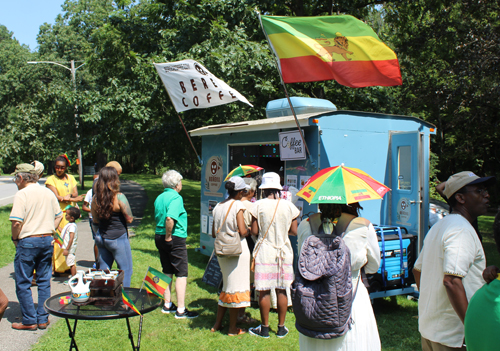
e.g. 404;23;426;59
297;164;390;204
224;165;263;181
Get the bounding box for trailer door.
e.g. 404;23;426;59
390;132;424;241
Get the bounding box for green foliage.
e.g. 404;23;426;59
1;0;500;194
0;205;16;268
384;0;500;184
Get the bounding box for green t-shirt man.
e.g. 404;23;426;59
154;188;187;238
464;274;500;350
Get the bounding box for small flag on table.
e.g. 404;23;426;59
122;288;141;315
143;267;171;298
54;231;64;248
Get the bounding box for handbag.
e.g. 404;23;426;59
214;201;242;257
251;199;280;272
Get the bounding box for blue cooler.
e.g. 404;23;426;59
366;226;417;293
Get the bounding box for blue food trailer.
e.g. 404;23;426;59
190;97;436;298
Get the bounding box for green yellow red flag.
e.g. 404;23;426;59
122;288;142;315
260;15;402;88
143;267;171;298
54;231;64;248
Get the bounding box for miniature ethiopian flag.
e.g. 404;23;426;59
122;288;141;315
143;267;171;298
260;15;402;88
54;231;64;248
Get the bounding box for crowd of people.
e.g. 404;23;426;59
5;159;500;351
5;158;134;330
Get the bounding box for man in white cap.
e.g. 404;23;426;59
413;171;495;350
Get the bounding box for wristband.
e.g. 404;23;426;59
11;237;19;242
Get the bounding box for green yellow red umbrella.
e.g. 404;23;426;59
297;164;390;204
224;165;263;181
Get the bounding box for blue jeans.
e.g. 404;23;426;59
14;236;53;325
96;232;133;287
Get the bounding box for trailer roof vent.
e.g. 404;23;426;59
266;97;337;118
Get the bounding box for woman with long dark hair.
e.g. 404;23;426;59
249;172;299;339
46;155;83;274
211;176;251;336
91;167;134;286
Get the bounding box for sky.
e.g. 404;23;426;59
0;0;66;51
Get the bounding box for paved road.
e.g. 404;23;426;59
0;177;47;208
0;180;147;351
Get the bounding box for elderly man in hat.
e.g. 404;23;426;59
413;171;495;350
10;163;63;330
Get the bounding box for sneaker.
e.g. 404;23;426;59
161;302;177;314
276;325;289;338
175;308;199;319
249;325;270;339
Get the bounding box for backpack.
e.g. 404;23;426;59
291;213;354;339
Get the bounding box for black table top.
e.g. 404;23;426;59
45;288;162;320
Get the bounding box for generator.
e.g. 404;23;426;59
367;226;417;295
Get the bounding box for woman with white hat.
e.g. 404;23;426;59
211;176;252;336
249;172;299;339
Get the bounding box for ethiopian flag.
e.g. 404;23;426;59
143;267;171;298
260;15;402;88
122;288;141;315
54;231;64;248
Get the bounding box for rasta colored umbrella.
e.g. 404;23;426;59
224;165;263;181
297;164;390;204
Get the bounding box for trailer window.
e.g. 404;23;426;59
398;146;412;190
229;143;284;179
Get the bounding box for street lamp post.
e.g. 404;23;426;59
28;60;86;189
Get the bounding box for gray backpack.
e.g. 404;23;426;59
291;213;354;339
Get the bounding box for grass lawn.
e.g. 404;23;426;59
5;174;495;350
0;204;15;268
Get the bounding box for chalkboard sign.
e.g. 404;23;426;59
202;252;223;288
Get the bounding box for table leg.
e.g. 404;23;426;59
126;317;136;351
65;318;79;351
125;316;144;351
137;314;143;351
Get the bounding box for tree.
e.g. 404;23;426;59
384;0;500;181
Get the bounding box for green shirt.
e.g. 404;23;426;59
154;188;187;238
464;275;500;351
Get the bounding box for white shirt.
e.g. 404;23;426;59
84;189;93;219
61;222;78;255
414;214;485;347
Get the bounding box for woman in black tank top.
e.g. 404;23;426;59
91;167;134;287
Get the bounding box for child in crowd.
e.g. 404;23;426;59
61;207;81;277
82;187;99;268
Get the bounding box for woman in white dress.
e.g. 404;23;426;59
297;203;381;351
211;176;251;336
249;172;300;339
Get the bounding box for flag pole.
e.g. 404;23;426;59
258;13;315;168
176;112;202;165
139;266;150;293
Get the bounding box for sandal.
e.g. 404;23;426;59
228;328;246;336
237;315;259;324
210;325;224;333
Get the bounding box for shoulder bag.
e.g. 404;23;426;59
214;201;242;257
